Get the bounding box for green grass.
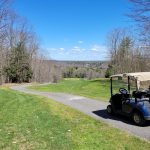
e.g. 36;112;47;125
30;78;129;101
30;78;111;101
0;88;150;150
30;78;136;101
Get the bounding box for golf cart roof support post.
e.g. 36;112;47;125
110;77;113;97
135;78;138;103
135;78;138;91
128;76;130;94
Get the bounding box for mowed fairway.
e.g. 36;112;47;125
0;88;150;149
30;78;111;101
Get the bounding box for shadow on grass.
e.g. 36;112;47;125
92;109;150;127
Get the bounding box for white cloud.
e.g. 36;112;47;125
46;47;65;52
91;48;98;51
78;40;84;44
58;52;63;55
45;44;108;60
72;46;81;52
91;45;107;53
59;48;65;51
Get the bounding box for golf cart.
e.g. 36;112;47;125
107;72;150;126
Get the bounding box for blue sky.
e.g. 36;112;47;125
13;0;131;61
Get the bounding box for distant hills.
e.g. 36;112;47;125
53;60;109;69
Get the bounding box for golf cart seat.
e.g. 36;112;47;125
132;91;147;99
122;93;131;99
111;93;130;110
111;94;123;110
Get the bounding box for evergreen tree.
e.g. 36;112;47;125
3;42;32;83
105;65;113;78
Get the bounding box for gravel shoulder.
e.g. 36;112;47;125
11;84;150;141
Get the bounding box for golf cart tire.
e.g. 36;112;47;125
132;111;146;126
107;105;114;115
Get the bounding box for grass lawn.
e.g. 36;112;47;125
0;88;150;150
30;78;111;101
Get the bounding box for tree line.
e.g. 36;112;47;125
0;0;62;85
106;0;150;77
62;66;105;80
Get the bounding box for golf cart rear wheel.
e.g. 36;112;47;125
132;111;146;126
107;105;113;115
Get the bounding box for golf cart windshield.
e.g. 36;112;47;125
110;75;136;95
110;72;150;96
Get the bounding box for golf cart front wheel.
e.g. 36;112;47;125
132;111;146;126
107;105;113;115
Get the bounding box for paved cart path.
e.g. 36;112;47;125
11;84;150;141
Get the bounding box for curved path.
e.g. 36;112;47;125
11;84;150;141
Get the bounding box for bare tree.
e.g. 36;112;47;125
129;0;150;21
128;0;150;43
107;28;135;74
128;0;150;71
0;0;12;84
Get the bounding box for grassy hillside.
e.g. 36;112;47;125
30;78;111;101
0;88;150;150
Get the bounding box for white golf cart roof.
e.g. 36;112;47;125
111;72;150;89
110;72;150;82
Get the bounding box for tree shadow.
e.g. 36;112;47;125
92;109;150;126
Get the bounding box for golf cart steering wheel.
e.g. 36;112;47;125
119;88;128;94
